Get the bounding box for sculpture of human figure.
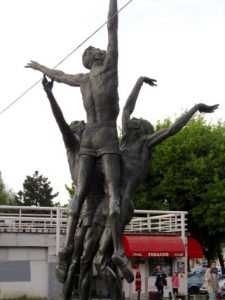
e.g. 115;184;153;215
69;77;157;300
94;76;219;270
42;76;121;300
62;78;156;300
26;0;129;278
42;72;218;299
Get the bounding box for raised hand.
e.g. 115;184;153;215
142;76;157;87
25;60;41;70
42;75;54;92
198;103;219;113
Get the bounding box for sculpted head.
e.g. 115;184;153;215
70;120;86;139
122;118;154;144
127;117;154;135
82;46;106;69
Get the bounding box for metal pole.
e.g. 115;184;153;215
56;207;60;255
137;290;141;300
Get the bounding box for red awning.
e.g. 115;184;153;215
123;235;185;257
187;237;203;258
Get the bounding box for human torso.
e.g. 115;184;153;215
67;148;79;184
205;268;219;292
155;270;166;287
120;137;150;187
172;276;179;288
80;63;119;124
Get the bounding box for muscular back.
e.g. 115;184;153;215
80;64;119;124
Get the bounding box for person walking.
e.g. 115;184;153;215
205;261;219;300
171;272;179;295
154;265;167;300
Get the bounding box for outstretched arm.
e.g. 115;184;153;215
26;61;83;87
122;76;157;135
42;75;79;151
147;103;219;148
106;0;118;65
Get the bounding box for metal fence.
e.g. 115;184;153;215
0;205;187;253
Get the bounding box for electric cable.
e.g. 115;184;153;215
0;0;134;116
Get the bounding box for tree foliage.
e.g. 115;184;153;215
16;170;59;207
133;115;225;263
63;182;76;206
0;172;16;205
65;182;76;200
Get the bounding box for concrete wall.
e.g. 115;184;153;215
0;232;63;299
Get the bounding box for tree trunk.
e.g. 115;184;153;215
217;244;225;275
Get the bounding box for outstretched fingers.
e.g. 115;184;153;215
25;60;36;68
205;104;219;113
143;77;157;87
199;103;219;113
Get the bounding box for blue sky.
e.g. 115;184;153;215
0;0;225;204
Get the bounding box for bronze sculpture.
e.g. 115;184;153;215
41;74;218;300
26;0;219;298
26;0;132;285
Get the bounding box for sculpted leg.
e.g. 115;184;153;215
55;208;79;283
103;266;123;300
79;224;104;300
56;155;95;283
94;226;113;273
102;154;134;283
102;154;121;252
79;271;92;300
62;226;88;300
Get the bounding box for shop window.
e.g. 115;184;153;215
148;257;172;276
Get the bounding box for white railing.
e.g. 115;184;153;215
125;210;187;240
0;206;187;253
0;206;68;253
0;205;67;231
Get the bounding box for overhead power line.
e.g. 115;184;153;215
0;0;134;116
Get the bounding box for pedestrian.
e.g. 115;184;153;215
154;265;167;300
204;260;219;300
171;272;179;295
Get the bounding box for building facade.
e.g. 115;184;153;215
0;206;203;299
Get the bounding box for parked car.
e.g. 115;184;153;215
191;267;207;275
217;266;222;277
188;273;205;294
199;275;225;298
191;266;222;276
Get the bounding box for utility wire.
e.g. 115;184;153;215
0;0;134;116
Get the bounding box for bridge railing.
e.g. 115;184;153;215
0;206;187;253
0;205;67;231
125;210;187;241
0;206;68;253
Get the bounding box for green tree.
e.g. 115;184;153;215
133;116;225;264
16;170;59;207
0;172;16;205
65;182;76;200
